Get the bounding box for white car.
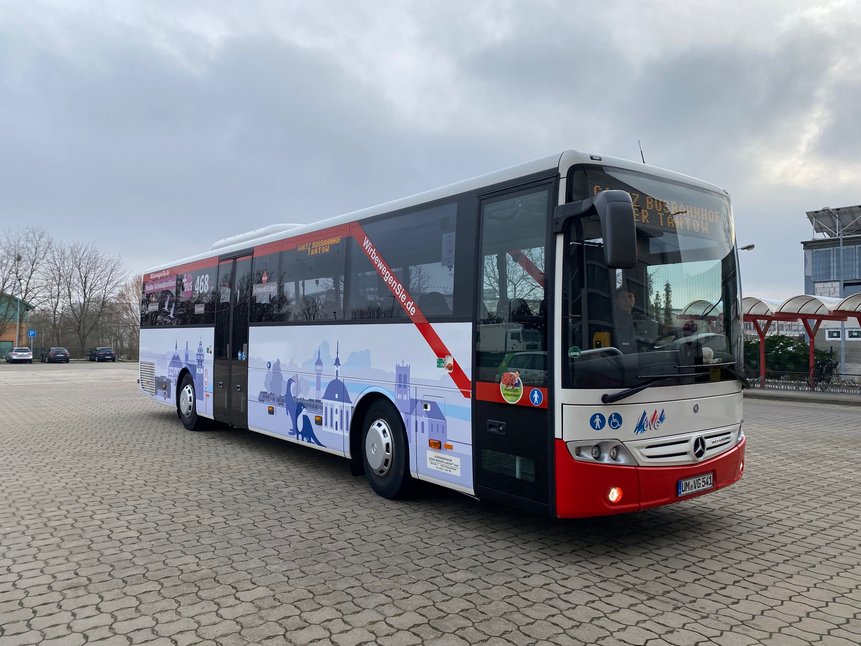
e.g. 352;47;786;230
5;347;34;364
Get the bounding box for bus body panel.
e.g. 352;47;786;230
246;322;474;493
554;436;745;518
139;327;215;417
138;149;745;516
561;391;742;444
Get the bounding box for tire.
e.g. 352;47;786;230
177;373;206;431
361;400;412;499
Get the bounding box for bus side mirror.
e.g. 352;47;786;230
594;190;637;269
553;190;637;268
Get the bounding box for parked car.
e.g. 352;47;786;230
41;347;70;363
5;347;34;364
87;347;117;362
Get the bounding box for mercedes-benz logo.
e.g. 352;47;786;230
692;436;706;460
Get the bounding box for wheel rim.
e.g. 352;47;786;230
179;383;195;418
365;418;393;476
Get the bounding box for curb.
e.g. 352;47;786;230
744;389;861;406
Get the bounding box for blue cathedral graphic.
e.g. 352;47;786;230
157;339;206;401
256;342;448;448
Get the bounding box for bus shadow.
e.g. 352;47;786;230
142;411;728;555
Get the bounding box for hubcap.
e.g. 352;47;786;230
365;418;393;476
179;384;195;418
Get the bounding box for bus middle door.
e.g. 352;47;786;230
214;253;252;427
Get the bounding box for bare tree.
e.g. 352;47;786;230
114;274;142;359
41;241;71;347
61;243;127;355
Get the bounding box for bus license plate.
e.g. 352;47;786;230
677;472;714;497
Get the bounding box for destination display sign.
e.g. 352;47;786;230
586;168;732;243
297;235;342;257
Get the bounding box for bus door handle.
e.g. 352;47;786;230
487;420;506;435
235;384;241;391
218;381;223;389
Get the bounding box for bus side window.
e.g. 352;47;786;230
280;236;346;322
349;203;457;320
250;251;281;323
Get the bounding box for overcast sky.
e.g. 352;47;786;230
1;0;859;299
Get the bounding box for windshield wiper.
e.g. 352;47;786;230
601;376;677;404
601;370;712;404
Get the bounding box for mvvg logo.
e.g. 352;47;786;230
634;409;666;435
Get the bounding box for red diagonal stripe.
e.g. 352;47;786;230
351;224;471;398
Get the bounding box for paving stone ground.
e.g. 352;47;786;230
1;362;860;645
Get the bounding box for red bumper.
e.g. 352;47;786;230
554;436;746;518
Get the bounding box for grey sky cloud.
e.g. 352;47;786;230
1;0;859;300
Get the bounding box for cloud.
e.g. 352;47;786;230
0;0;859;299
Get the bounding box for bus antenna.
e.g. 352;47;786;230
638;139;646;164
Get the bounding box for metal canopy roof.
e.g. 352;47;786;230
806;205;861;237
835;293;861;314
742;294;861;322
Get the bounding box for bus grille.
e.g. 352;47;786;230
628;426;740;466
140;362;156;396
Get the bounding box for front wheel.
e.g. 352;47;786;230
177;373;206;431
361;401;412;499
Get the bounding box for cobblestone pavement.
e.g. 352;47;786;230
1;362;860;645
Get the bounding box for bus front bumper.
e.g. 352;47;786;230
554;436;746;518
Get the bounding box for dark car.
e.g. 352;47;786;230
88;347;117;362
5;347;33;364
41;347;70;363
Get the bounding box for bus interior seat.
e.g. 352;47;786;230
509;298;532;317
417;291;450;316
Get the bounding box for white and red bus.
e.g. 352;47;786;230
139;150;745;517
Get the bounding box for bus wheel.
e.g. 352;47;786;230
362;401;411;499
177;373;205;432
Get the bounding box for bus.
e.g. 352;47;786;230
139;149;745;517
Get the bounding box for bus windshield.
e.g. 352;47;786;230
563;166;743;390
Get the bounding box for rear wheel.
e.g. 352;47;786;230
177;373;206;431
361;401;412;499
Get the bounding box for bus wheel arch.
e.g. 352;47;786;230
176;369;205;432
353;395;412;499
349;392;390;474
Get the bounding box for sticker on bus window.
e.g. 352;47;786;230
500;371;523;404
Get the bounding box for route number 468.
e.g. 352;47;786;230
194;274;210;294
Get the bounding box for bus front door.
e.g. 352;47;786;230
214;253;252;427
473;183;553;513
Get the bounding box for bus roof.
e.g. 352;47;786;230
144;149;727;275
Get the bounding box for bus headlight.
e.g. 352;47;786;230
567;441;635;465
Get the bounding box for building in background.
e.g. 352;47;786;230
803;205;861;298
803;205;861;376
0;292;34;356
